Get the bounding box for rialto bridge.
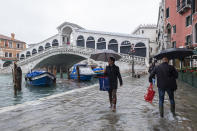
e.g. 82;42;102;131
0;22;150;73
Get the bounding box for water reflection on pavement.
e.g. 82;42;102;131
0;75;197;131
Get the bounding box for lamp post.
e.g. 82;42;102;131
130;44;135;77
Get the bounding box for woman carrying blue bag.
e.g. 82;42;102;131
104;57;123;111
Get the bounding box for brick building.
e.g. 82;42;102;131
0;33;26;68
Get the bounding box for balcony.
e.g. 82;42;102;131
177;0;191;14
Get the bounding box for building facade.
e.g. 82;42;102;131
157;0;166;52
165;0;192;49
0;33;26;68
132;24;158;57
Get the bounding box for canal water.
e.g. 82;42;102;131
0;73;98;108
0;75;197;131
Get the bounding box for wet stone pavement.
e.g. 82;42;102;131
0;75;197;131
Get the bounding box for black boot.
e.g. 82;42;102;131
159;106;164;118
171;104;176;116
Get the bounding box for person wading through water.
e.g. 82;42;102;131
104;57;123;111
149;57;178;117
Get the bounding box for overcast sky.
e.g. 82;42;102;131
0;0;160;44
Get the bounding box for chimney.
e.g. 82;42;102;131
11;33;15;40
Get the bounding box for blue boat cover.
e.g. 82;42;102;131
26;71;46;78
93;68;104;72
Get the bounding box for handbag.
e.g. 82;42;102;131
144;83;155;103
99;77;109;91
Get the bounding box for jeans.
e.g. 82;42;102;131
158;88;175;107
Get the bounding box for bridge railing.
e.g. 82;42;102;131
17;45;146;66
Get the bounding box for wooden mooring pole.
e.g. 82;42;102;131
67;68;70;79
13;62;22;96
60;66;63;78
76;66;80;82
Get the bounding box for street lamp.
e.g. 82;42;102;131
130;44;135;77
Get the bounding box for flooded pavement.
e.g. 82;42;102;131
0;74;97;108
0;75;197;131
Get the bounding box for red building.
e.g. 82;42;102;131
192;0;197;46
165;0;192;48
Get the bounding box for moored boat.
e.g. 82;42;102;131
25;71;56;86
92;67;104;76
70;64;95;81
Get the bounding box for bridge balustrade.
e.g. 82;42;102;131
17;45;146;67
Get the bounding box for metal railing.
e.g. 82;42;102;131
177;0;191;13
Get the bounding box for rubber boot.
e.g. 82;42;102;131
159;106;164;118
171;104;176;116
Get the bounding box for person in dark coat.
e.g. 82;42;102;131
105;57;123;111
149;57;178;117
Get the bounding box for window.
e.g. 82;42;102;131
173;25;176;33
177;0;180;10
17;43;20;48
4;41;8;47
9;53;12;57
21;43;23;49
186;35;192;45
142;30;144;34
9;41;12;48
195;0;197;13
166;8;170;18
5;52;8;57
17;53;19;58
186;15;192;27
172;41;176;48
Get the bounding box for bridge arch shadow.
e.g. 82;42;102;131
33;54;87;70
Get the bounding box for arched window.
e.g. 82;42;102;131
77;35;85;47
45;43;51;49
20;54;25;60
32;49;37;55
86;36;95;49
120;41;131;54
52;39;59;46
97;37;106;49
134;42;146;57
26;51;31;58
166;23;171;43
38;46;44;52
108;39;118;52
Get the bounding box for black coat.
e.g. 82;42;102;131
105;64;123;89
149;62;178;91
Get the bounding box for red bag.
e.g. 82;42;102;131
144;83;155;103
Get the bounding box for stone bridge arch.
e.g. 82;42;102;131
18;47;89;73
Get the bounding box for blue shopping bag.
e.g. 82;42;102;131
99;77;109;91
